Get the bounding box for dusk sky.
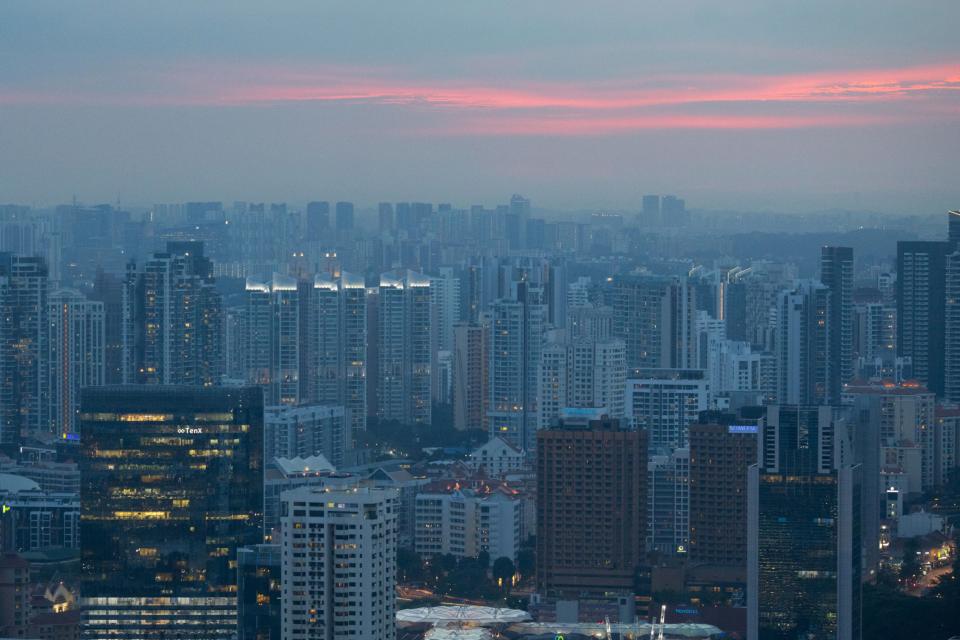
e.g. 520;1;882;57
2;1;958;213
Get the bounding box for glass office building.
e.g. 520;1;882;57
79;385;263;639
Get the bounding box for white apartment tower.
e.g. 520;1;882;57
280;486;398;640
378;271;432;425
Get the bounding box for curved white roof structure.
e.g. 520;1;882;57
0;473;41;493
397;605;531;626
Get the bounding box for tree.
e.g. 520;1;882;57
901;538;922;583
516;548;535;579
493;556;516;593
397;548;423;583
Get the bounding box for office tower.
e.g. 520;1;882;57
0;255;48;447
897;240;948;396
625;368;709;450
91;269;125;384
79;385;263;640
280;486;398;640
748;405;861;640
949;209;960;247
612;275;698;370
453;321;488;431
309;273;367;434
647;447;690;556
821;247;854;403
46;289;104;438
536;411;647;596
642;194;661;226
263;404;347;467
415;489;523;563
688;416;759;570
488;283;546;452
122;242;224;387
377;271;432;425
237;544;281;640
334;201;354;232
244;274;300;406
775;280;831;405
537;336;627;429
305;201;330;240
946;247;960;402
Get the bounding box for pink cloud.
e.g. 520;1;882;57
2;60;957;134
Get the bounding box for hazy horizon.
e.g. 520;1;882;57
2;1;958;213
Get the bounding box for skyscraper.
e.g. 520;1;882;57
487;282;546;452
46;288;104;438
688;414;759;571
280;485;398;640
945;215;960;402
309;272;367;433
237;544;281;640
897;240;948;396
612;275;698;370
335;201;354;232
0;255;48;450
748;405;861;640
820;246;854;403
647;447;690;556
244;274;300;405
775;280;830;405
537;335;627;429
305;201;330;240
453;321;488;431
378;271;432;425
122;242;223;387
625;368;709;450
79;385;263;640
537;411;647;596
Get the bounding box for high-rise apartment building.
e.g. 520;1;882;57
280;486;397;640
263;404;348;467
453;321;488;431
244;274;300;405
309;272;367;433
775;280;831;405
897;240;948;396
625;368;709;450
536;411;647;596
378;270;432;425
647;447;690;556
0;255;49;448
122;242;223;387
538;336;626;429
488;283;546;452
46;289;104;438
748;405;861;640
79;385;263;639
612;275;697;370
946;244;960;403
821;247;854;403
